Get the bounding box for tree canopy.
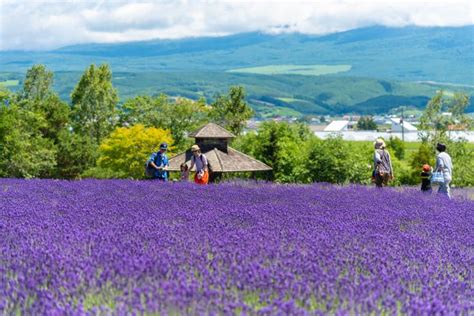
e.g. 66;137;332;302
1;64;473;186
71;64;119;145
94;124;174;179
210;86;253;136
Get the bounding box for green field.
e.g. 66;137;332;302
228;64;351;76
0;80;19;87
277;97;301;103
251;100;303;118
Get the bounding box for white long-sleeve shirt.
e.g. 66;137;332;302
436;152;453;181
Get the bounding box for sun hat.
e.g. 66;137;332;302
374;138;386;149
422;164;431;172
191;144;200;152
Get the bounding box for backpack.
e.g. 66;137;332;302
193;154;213;173
144;163;154;178
145;152;167;178
375;149;391;176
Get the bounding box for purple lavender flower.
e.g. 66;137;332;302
0;179;472;314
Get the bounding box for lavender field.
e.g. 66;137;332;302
1;179;472;315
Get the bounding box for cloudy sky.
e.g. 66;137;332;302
0;0;473;51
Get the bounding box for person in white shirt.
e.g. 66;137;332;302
434;143;453;198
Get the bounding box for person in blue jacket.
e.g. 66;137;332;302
146;143;169;181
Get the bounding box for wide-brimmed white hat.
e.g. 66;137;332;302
374;138;386;149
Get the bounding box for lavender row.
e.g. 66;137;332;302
0;179;472;314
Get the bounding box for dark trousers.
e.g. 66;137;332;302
375;173;390;187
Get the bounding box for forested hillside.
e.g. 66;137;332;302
1;26;473;115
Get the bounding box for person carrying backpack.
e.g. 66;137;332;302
189;145;210;185
145;143;169;181
373;138;394;188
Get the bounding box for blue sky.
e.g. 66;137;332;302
0;0;472;51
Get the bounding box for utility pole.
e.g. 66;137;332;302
401;106;405;142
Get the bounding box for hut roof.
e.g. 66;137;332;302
168;147;272;172
188;123;236;139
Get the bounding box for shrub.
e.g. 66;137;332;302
89;124;173;179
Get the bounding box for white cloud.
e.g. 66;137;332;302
0;0;472;50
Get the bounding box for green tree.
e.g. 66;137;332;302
419;91;471;145
274;138;311;183
119;95;209;151
55;131;98;179
239;122;312;182
253;122;292;180
0;88;14;106
71;64;119;145
0;102;56;178
162;97;209;150
21;64;53;101
408;142;435;183
0;67;70;178
232;132;260;160
307;136;349;184
119;95;168;127
357;116;377;130
346;142;373;184
307;137;373;185
18;66;71;142
29;94;70;142
18;65;74;178
417;91;474;186
387;136;406;160
89;124;173;179
443;140;474;187
235;122;376;184
210;86;253;136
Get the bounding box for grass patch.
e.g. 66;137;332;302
277;97;300;103
252;101;303;118
82;283;121;311
0;80;19;87
228;64;351;76
243;291;267;311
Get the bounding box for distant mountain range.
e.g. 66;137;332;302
1;25;473;115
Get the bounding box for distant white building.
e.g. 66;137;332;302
390;118;417;133
373;115;391;125
324;120;350;132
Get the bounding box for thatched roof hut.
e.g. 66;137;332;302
168;123;272;174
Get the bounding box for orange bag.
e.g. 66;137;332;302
194;170;209;185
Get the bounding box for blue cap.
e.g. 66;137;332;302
160;142;168;150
